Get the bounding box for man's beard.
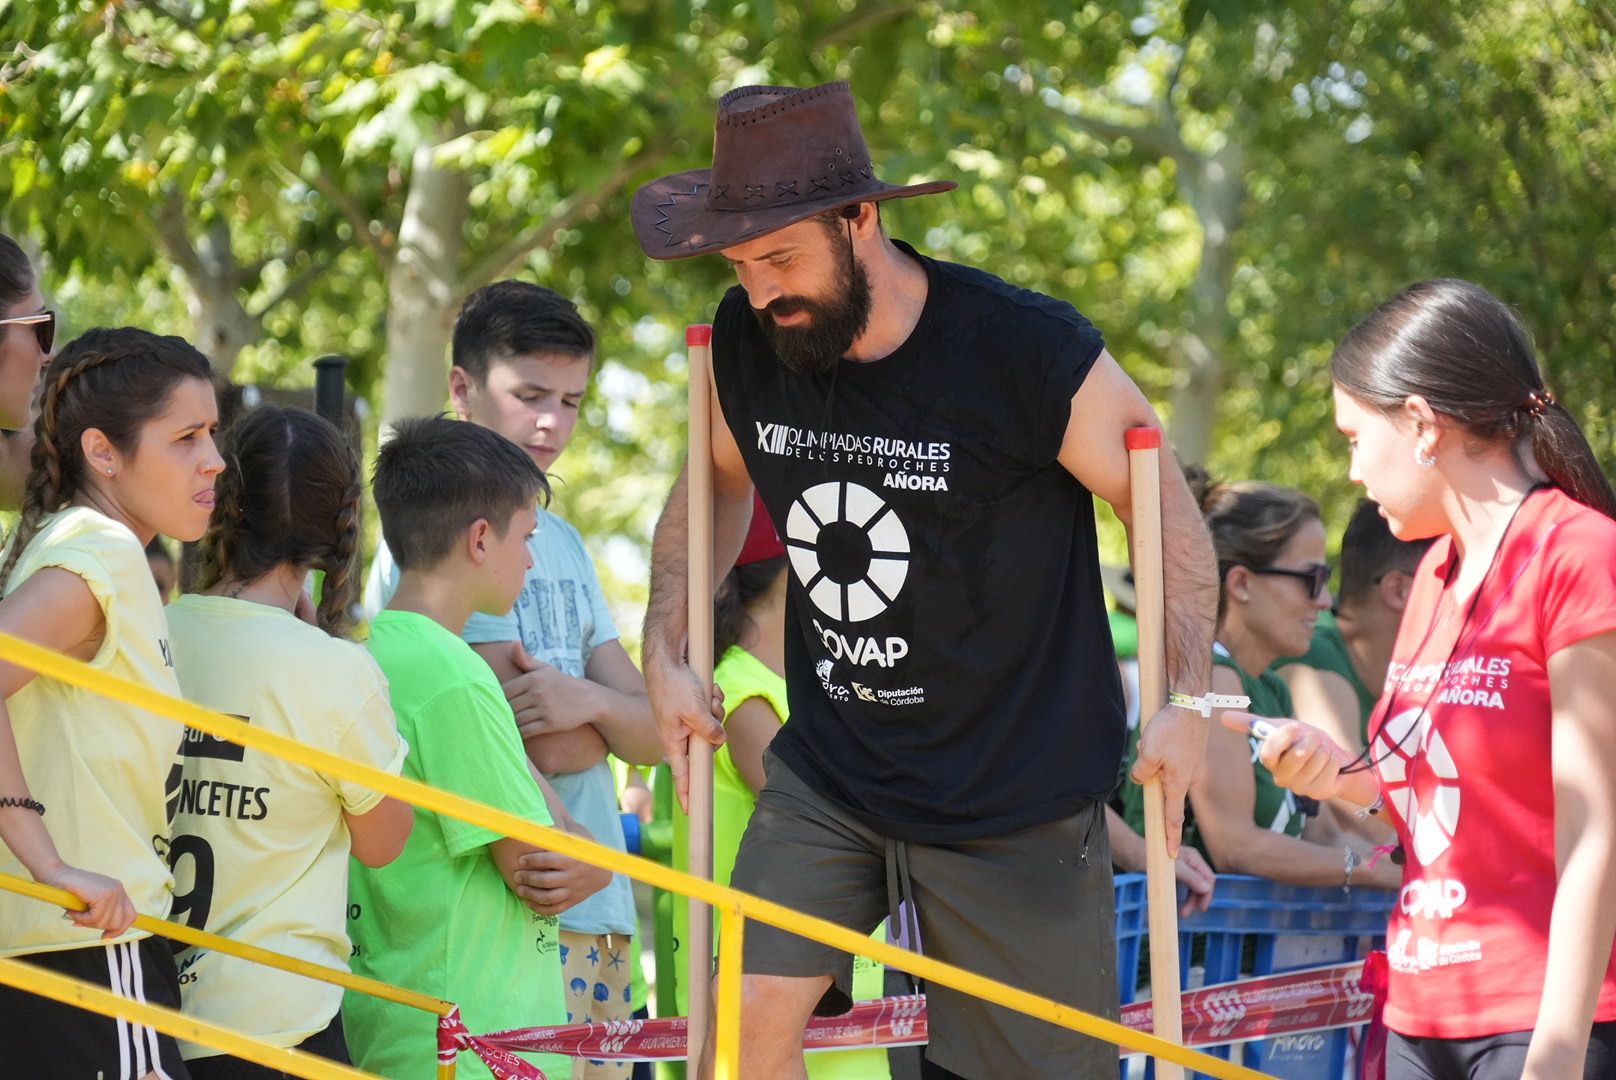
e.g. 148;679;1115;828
750;240;872;377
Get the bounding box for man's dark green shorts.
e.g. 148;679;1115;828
729;752;1121;1079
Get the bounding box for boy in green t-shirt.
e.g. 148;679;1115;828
347;417;611;1080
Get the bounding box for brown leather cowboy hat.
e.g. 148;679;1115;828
632;80;955;260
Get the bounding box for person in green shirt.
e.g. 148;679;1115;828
347;417;611;1080
1127;473;1399;891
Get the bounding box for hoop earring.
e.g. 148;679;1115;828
1415;448;1436;469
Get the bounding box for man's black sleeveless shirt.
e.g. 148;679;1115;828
710;241;1125;842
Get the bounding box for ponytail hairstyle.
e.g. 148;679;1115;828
0;327;213;587
713;557;788;659
194;406;362;638
1332;279;1616;520
0;233;34;310
1185;465;1322;624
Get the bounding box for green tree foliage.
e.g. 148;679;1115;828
3;0;1611;615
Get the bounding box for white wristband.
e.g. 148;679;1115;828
1166;690;1251;718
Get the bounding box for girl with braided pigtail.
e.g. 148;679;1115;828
0;326;224;1080
163;406;411;1076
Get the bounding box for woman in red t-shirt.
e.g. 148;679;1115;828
1230;279;1616;1080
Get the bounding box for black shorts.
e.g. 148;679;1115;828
185;1017;351;1079
1387;1021;1616;1079
730;751;1120;1080
0;935;191;1079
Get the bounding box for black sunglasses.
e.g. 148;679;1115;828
1251;562;1332;601
0;310;54;354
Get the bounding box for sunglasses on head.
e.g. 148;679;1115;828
0;310;54;354
1251;562;1332;601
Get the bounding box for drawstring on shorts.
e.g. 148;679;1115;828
883;836;923;991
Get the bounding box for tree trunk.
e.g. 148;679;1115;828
154;200;261;376
186;219;262;375
1168;142;1245;465
382;142;470;426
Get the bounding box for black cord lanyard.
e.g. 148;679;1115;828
1342;484;1546;777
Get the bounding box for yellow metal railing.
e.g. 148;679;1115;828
0;874;451;1018
0;872;452;1079
0;955;373;1079
0;630;1273;1080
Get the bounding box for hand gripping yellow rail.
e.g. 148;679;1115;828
0;630;1274;1080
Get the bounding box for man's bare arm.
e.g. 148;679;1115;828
1056;349;1219;854
1152;444;1220;702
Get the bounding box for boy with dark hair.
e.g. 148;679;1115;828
365;284;659;1079
371;414;545;569
1337;497;1436;618
451;279;597;382
347;417;609;1080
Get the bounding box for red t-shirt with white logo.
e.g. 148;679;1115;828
1372;488;1616;1038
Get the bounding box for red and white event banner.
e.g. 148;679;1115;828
438;962;1374;1075
438;996;927;1078
1120;960;1376;1053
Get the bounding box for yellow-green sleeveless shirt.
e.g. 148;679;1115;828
673;646;890;1080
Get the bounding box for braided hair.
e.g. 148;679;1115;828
194;407;362;638
0;328;212;587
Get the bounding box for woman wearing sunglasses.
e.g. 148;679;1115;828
0;233;54;433
1236;280;1616;1080
1122;472;1400;890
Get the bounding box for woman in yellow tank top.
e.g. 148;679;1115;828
0;327;224;1080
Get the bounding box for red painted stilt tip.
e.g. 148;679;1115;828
686;324;713;347
1124;426;1163;451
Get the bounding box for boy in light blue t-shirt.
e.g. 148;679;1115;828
365;283;661;1080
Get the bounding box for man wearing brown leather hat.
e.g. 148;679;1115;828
637;81;1218;1080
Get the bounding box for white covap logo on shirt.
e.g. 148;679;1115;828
785;481;910;623
1375;706;1460;865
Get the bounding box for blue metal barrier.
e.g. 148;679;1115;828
1115;873;1393;1080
